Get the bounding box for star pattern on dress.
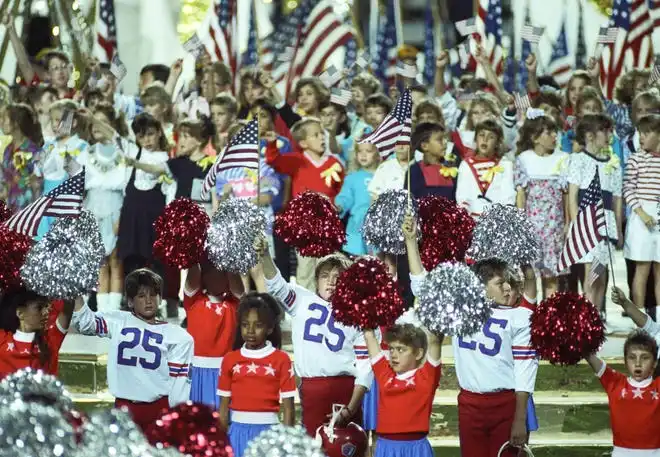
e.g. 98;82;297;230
6;343;14;351
288;365;295;378
246;362;259;374
21;349;30;354
233;364;242;374
205;301;212;309
652;390;659;400
214;307;223;316
405;377;416;387
632;387;645;399
264;364;276;376
621;388;627;398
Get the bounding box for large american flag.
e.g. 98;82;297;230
599;0;654;99
203;0;237;87
358;89;412;159
201;120;259;199
558;171;606;275
5;170;85;237
519;3;532;90
575;0;587;69
262;0;353;100
547;19;572;88
242;3;259;68
423;0;436;85
477;0;504;75
373;0;400;88
95;0;118;62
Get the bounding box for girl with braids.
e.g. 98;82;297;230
515;108;569;298
0;102;43;213
0;289;75;379
218;293;295;456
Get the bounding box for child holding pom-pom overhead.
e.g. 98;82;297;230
586;290;660;455
403;212;538;457
254;236;373;437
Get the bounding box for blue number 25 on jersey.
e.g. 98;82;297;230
457;318;508;357
117;327;163;369
303;303;346;352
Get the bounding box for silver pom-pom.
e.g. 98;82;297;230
362;189;417;255
417;262;491;337
205;198;266;274
21;210;105;299
466;204;540;267
79;408;151;457
0;369;73;412
0;399;76;457
244;424;327;457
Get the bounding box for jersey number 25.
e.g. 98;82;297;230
117;328;163;369
457;318;508;356
303;303;346;352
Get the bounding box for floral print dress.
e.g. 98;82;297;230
0;137;42;213
515;149;570;277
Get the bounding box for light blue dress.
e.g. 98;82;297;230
335;169;374;256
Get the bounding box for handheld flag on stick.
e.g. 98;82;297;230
330;88;352;106
55;110;74;138
358;89;412;158
455;17;478;37
521;24;545;44
183;33;206;59
320;65;342;88
109;54;127;82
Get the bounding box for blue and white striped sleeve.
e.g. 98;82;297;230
71;304;118;338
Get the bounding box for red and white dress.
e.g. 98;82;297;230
455;156;516;218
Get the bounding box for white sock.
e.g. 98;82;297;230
96;294;109;312
655;306;660;322
108;292;123;311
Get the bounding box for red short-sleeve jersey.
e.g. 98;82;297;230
371;352;441;435
0;321;67;379
184;289;239;358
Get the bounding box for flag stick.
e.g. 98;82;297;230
599;186;617;289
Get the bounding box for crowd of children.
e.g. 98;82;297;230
2;21;660;456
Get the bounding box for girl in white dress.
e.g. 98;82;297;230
78;102;130;311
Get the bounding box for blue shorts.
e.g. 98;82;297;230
228;422;273;457
190;365;220;410
374;436;433;457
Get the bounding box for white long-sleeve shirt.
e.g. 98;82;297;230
71;304;193;406
410;272;538;393
265;271;374;388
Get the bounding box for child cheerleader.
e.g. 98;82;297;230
0;103;43;213
78;103;130;311
515;108;569;297
335;141;381;256
0;289;74;379
37;99;89;237
218;293;295;457
623;114;660;313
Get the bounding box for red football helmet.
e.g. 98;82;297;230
316;405;368;457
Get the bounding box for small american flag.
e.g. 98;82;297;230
558;171;607;274
649;64;660;85
513;92;531;114
597;26;619;44
319;65;342;88
109;54;127;82
5;170;85;236
56;110;74;137
358;89;412;158
330;88;352;106
520;24;545;44
201;119;259;199
455;17;478;37
96;0;118;62
183;33;206;59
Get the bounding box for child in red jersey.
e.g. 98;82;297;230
218;293;295;457
184;261;243;408
363;324;443;457
264;117;345;290
586;324;660;456
0;289;74;379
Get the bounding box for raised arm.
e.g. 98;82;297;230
56;298;78;331
403;213;424;276
612;287;649;329
525;54;540;96
2;14;36;84
254;236;299;314
264;133;303;176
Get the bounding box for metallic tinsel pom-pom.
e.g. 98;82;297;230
0;399;76;457
243;424;327;457
362;189;418;255
78;408;151;457
0;369;72;412
466;204;540;267
205;198;266;274
20;211;105;299
417;262;491;337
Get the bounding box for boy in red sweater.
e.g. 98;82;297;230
265;117;344;289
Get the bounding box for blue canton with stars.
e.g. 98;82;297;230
610;0;632;30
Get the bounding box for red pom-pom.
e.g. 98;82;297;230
331;257;406;329
0;226;33;292
530;292;605;365
418;196;475;271
274;191;346;257
153;198;210;269
145;402;233;457
0;201;12;223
